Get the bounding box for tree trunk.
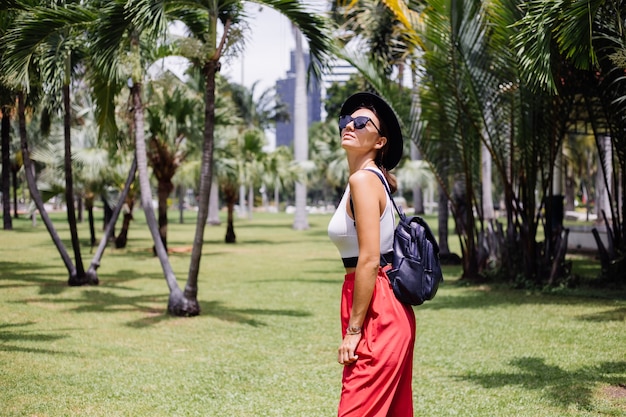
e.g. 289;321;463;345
461;180;480;280
156;179;173;253
77;194;83;223
101;196;115;236
409;60;424;215
12;169;18;218
2;105;12;230
481;143;495;220
224;185;237;243
131;81;188;314
207;179;220;225
261;183;269;212
115;204;134;249
238;184;246;218
563;149;576;212
86;157;137;281
63;79;87;284
595;135;612;220
437;184;451;256
86;196;96;248
184;58;224;316
247;184;253;219
178;184;184;224
292;26;309;230
410;142;424;215
18;92;81;282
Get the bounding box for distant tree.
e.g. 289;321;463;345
262;145;299;211
308;120;346;205
145;75;202;252
222;80;289;218
216;127;265;243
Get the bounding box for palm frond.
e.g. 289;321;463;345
554;0;602;70
1;3;96;90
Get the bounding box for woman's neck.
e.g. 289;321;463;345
348;157;377;174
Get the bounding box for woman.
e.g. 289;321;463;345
328;92;416;417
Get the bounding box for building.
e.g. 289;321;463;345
275;51;322;148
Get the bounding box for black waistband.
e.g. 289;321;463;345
342;251;393;268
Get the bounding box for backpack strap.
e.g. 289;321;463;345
362;168;405;221
349;167;404;219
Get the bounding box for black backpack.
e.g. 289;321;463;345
355;169;444;306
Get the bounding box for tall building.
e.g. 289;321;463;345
321;59;358;91
275;51;322;148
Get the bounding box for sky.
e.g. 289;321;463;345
221;5;297;93
164;3;326;95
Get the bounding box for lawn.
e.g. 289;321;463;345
0;210;624;417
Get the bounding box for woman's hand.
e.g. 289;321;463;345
338;333;361;365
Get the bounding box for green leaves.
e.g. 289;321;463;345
514;0;606;94
2;3;96;91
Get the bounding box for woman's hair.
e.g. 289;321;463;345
357;104;398;193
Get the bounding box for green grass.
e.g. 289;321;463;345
1;210;625;417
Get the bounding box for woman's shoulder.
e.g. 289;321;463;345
349;168;386;196
349;167;381;182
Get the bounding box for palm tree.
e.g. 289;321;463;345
215;126;265;243
34;5;94;284
562;133;596;213
262;145;299;211
27;115;117;258
410;0;590;286
330;0;415;80
222;80;289;218
514;0;626;282
2;2;98;285
214;128;239;243
88;0;194;313
145;75;202;251
71;83;139;273
168;0;332;312
415;0;511;280
223;80;289;130
15;91;82;277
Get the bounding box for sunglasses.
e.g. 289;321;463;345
338;115;382;135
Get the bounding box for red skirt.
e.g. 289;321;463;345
338;266;416;417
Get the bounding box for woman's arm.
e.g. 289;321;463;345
338;169;386;365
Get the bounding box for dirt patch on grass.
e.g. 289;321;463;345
601;384;626;400
168;246;193;253
598;384;626;411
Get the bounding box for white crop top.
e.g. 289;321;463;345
327;168;395;264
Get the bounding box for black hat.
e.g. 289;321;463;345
340;92;403;170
